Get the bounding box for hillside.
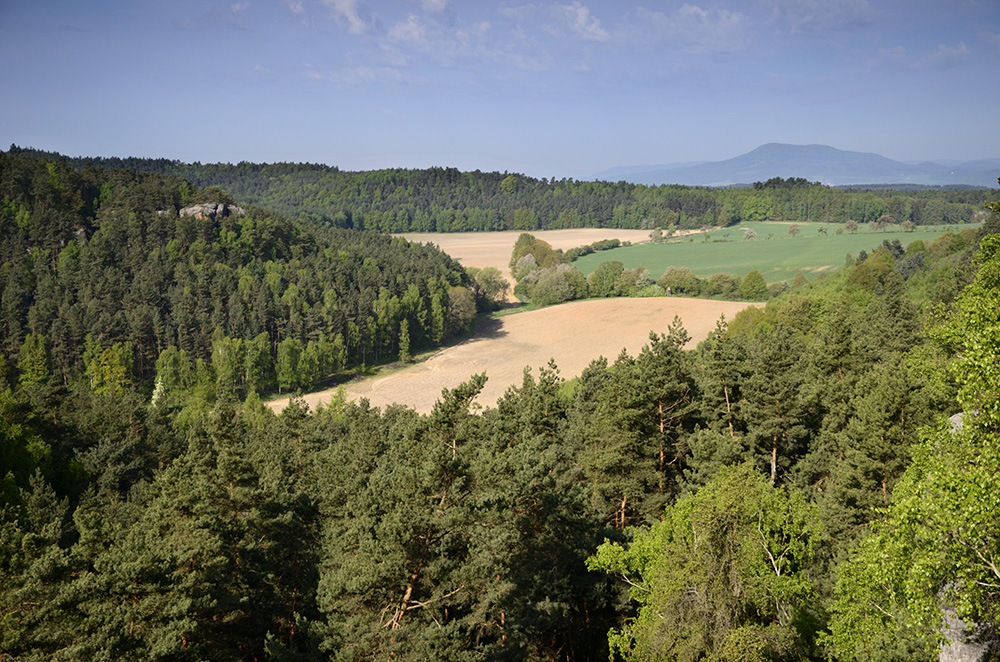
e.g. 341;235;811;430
0;150;472;395
596;143;1000;188
2;147;1000;661
7;145;995;233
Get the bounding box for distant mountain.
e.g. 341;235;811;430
596;143;1000;188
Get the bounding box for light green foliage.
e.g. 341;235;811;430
739;269;767;300
588;260;624;297
398;318;411;362
88;344;134;395
211;329;242;395
518;263;587;306
658;265;702;296
154;345;193;405
445;286;476;336
16;333;48;390
276;337;302;393
509;232;561;276
588;463;821;662
826;233;1000;659
465;265;509;311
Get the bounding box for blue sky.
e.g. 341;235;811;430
2;0;998;178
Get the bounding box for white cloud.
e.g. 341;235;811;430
553;2;609;42
322;0;369;34
381;14;541;71
230;1;251;13
285;0;304;15
388;14;429;49
634;4;752;54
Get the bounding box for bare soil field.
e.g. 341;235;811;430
269;297;759;415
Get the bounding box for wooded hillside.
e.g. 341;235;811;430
1;151;475;398
1;150;999;661
10;146;995;232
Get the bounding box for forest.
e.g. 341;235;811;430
1;149;1000;661
9;146;995;233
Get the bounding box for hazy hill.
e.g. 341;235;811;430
597;143;1000;188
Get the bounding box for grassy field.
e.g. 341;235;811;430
573;222;980;283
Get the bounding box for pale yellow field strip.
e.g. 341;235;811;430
270;297;758;415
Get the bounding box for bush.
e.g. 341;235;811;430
739;270;767;300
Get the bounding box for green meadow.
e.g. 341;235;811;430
573;222;980;284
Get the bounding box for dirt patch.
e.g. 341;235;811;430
270;297;759;415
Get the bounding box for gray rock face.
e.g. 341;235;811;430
178;202;246;219
940;609;995;662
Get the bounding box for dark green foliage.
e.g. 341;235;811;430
0;150;471;399
570;321;697;529
10;146;992;232
2;148;998;662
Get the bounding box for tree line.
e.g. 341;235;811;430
9;146;995;233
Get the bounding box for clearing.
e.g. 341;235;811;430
269;297;758;415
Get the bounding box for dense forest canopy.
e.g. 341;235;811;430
9;145;996;233
0;150;478;399
2;149;1000;661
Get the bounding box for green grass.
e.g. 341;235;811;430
573;223;980;284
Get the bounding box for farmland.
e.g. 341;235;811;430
268;296;759;414
573;222;980;283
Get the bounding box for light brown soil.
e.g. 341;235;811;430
270;297;759;415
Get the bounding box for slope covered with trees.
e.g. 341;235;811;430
0;151;476;400
2;149;999;661
9;146;995;233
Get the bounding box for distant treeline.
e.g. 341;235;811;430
9;146;997;233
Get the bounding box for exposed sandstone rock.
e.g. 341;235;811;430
178;202;246;220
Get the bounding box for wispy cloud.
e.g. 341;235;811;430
552;2;609;42
305;63;407;86
762;0;876;33
285;0;304;15
322;0;369;34
421;0;448;12
230;1;251;13
869;42;971;71
922;42;970;68
633;4;752;54
498;3;537;24
981;29;1000;54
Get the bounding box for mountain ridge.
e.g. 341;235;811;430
596;143;1000;188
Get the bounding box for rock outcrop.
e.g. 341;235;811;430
178;202;246;220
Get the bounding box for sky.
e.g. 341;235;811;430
2;0;999;179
